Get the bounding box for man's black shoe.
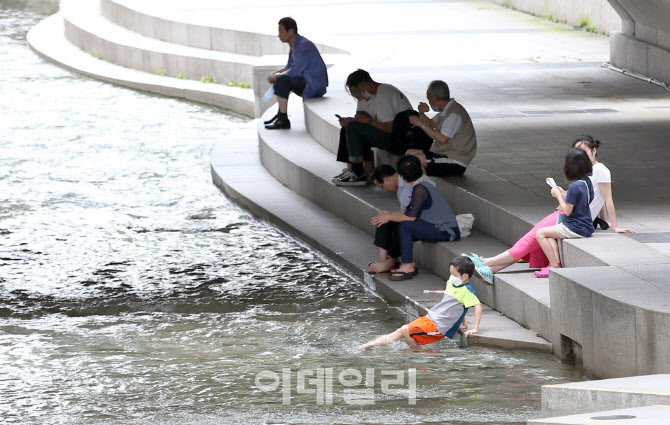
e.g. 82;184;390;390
265;115;291;130
264;113;279;125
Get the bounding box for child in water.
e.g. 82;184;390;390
357;256;481;349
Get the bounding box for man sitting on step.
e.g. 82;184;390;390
333;69;412;186
264;17;328;130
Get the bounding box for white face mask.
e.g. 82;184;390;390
360;91;374;100
448;275;463;286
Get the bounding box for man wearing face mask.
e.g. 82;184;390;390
333;69;412;186
406;80;477;177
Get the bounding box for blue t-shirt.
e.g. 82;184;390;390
564;178;594;237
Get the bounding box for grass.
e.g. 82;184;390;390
174;73;187;79
225;80;251;89
155;70;166;76
579;16;598;33
201;74;215;84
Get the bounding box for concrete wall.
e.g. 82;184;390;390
608;0;670;84
490;0;621;34
550;266;670;379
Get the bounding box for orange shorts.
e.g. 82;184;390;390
408;316;445;345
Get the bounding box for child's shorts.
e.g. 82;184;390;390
408;316;445;345
554;223;585;239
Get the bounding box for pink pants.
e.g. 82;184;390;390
507;210;561;269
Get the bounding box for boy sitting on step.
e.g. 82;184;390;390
356;256;481;349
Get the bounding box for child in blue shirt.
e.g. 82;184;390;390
534;148;594;278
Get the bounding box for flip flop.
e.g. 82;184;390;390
388;268;419;281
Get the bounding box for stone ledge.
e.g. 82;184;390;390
258;103;556;340
27;13;255;117
529;404;670;425
550;266;670;378
211;126;551;352
540;374;670;417
101;0;348;56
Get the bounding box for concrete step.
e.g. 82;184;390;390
100;0;347;56
27;14;254;117
58;0;343;117
302;97;665;272
61;0;276;87
550;267;670;378
210;124;551;352
258;103;553;340
540;374;670;418
528;404;670;425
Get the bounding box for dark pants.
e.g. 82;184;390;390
346;120;397;163
399;220;460;264
374;222;401;259
336;127;372;163
425;152;467;176
274;75;306;99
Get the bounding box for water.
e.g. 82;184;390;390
0;2;581;423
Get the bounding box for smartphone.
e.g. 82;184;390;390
546;177;556;188
335;114;343;120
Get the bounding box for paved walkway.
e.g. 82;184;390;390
131;0;670;237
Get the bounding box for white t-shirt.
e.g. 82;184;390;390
373;84;411;123
356;96;375;116
588;162;612;219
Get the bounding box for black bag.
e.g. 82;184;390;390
391;110;433;154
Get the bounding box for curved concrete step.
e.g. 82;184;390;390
301;96;668;270
27;14;254;117
61;0;277;88
210;125;551;352
257;103;554;340
100;0;348;56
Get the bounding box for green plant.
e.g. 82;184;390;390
546;14;559;23
525;56;540;62
155;70;166;76
90;49;100;59
224;80;251;89
175;73;187;79
502;0;511;8
578;16;598;33
201;74;215;83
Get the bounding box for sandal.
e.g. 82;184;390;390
534;264;560;278
388;268;419;281
593;217;609;230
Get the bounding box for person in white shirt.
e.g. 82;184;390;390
406;80;477;176
572;135;634;233
334;69;412;186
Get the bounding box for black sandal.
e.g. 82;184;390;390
388;268;419;281
593;217;609;230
